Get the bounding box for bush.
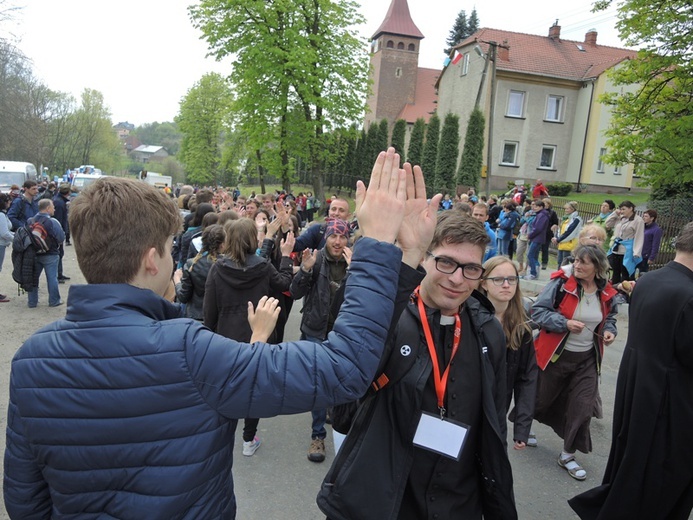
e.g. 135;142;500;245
546;182;572;196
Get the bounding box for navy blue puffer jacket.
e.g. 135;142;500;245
4;237;401;519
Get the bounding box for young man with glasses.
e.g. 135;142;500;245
318;212;517;520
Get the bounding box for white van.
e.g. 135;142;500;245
139;171;173;189
0;161;38;193
71;173;105;190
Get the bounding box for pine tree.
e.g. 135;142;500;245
407;118;426;165
468;8;480;37
377;119;389;152
444;10;468;56
365;123;380;177
436;113;460;195
457;107;485;189
421;113;440;195
390;119;407;156
356;127;368;180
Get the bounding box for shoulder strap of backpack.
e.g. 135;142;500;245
553;277;568;309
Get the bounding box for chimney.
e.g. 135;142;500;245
585;29;598;46
549;21;561;40
498;40;510;61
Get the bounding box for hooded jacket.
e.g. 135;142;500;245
4;238;402;519
176;253;216;320
204;253;293;341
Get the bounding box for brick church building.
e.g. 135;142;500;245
364;0;438;134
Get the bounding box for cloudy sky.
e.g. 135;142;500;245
12;0;623;125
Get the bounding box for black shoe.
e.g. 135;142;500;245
58;279;65;284
49;300;64;307
65;241;71;246
541;265;548;270
58;275;71;280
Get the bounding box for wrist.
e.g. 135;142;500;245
301;266;313;273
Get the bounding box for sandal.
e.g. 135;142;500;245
527;432;538;447
558;455;587;481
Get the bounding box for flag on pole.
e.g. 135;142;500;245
451;50;463;65
443;57;451;67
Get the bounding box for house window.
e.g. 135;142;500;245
408;43;416;51
395;67;402;78
545;95;564;122
597;148;607;173
459;53;470;76
386;40;394;48
507;91;525;118
614;165;621;175
539;145;557;169
501;141;519;165
397;42;405;50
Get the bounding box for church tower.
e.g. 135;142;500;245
365;0;425;129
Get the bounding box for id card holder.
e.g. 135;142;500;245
412;410;469;461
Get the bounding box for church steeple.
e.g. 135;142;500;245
371;0;424;41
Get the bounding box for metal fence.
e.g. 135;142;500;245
549;197;692;271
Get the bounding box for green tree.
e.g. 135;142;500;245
407;117;425;165
443;8;479;56
435;113;460;195
390;119;407;156
190;0;369;202
133;122;182;156
176;73;233;185
421;113;440;193
365;123;380;178
457;107;485;189
355;127;368;182
594;0;693;198
377;118;389;152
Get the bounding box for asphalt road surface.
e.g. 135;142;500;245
0;248;632;519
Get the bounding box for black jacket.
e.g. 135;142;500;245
204;254;293;341
506;330;538;444
317;291;517;520
176;254;215;320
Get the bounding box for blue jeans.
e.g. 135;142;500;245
0;244;6;272
302;333;327;440
498;237;512;256
527;242;542;277
28;254;61;307
556;249;570;267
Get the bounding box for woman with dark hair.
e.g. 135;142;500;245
532;245;618;481
204;218;295;457
0;192;14;302
174;224;225;320
480;256;537;450
605;200;644;284
186;211;219;261
178;202;215;268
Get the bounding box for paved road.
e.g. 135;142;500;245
0;252;629;519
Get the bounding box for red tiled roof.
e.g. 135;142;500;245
398;67;439;124
453;27;636;82
371;0;424;40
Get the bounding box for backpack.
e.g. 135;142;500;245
27;217;51;254
11;225;38;291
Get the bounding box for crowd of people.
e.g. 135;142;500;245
2;159;691;519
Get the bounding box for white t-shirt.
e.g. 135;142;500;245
565;291;602;353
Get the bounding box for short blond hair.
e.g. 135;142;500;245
69;177;181;284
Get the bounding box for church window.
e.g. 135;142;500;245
386;40;394;48
397;42;405;49
408;43;416;51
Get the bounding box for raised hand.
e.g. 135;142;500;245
397;162;442;267
280;231;295;256
266;216;282;238
354;147;407;243
342;246;353;266
301;249;318;271
248;296;281;343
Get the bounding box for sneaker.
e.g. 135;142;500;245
49;300;64;307
541;265;548;270
307;438;326;463
527;432;538;448
0;294;9;303
59;275;71;280
242;436;261;456
523;274;537;281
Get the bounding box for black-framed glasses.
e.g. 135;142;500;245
485;276;519;286
427;252;484;280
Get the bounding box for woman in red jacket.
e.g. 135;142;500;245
531;244;618;481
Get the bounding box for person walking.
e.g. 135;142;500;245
525;200;549;280
638;209;663;274
569;222;693;519
26;199;66;308
481;256;537;450
605;200;644;284
532;245;618;481
0;192;14;302
552;201;583;266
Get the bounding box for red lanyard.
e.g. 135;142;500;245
416;287;461;419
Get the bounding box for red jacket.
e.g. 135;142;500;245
532;183;549;199
533;270;617;370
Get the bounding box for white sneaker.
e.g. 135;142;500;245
242;436;261;456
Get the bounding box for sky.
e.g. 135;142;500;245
12;0;623;126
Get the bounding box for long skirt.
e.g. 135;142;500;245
534;349;598;454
